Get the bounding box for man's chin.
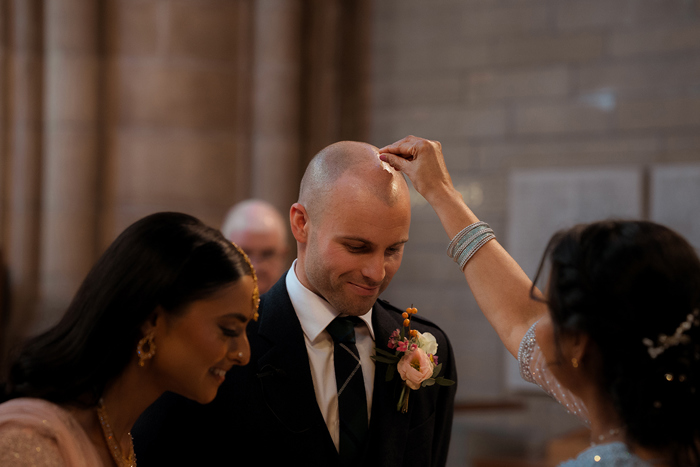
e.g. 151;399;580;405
337;296;378;317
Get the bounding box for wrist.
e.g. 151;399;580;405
422;182;461;207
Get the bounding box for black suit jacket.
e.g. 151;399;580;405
133;274;457;466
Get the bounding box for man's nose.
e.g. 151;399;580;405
362;253;386;284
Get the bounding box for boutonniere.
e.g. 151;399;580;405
371;306;455;413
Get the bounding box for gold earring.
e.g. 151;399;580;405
571;357;579;368
137;332;156;367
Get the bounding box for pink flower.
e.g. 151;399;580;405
397;348;435;390
397;339;409;353
387;329;401;349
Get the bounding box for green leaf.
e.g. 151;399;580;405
431;363;443;378
434;377;456;386
421;378;436;387
375;347;399;358
373;355;400;364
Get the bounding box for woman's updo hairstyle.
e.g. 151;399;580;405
537;220;700;466
2;212;254;407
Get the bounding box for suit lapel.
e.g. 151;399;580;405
254;278;337;462
365;301;411;465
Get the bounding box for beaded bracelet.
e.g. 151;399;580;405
447;221;496;271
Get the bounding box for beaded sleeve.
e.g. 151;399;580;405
518;321;590;424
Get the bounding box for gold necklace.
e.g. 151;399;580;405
96;398;136;467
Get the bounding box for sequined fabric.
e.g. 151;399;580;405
0;427;63;467
559;441;653;466
0;398;104;466
518;321;589;423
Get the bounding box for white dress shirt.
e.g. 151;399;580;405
285;260;375;452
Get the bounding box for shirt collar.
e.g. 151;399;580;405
286;259;375;343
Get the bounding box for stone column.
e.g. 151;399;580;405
36;0;101;330
4;0;44;350
250;0;303;215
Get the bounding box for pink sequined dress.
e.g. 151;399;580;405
0;398;104;466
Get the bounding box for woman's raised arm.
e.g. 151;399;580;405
379;136;547;357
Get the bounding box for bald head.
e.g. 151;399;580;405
221;199;289;294
299;141;409;221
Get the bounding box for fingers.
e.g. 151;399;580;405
379;153;408;172
378;135;441;159
378;135;423;156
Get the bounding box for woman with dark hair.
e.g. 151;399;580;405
379;136;700;467
0;212;259;466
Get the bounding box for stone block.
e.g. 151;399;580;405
576;57;700;97
610;25;700;57
109;60;239;129
478;136;662;170
168;0;243;62
106;0;160;56
515;101;612;135
372;74;462;108
460;33;604;69
390;33;603;72
459;3;550;39
45;54;99;122
467;66;569;103
557;0;698;30
661;136;700;162
112;131;239;208
617;97;700;129
42;126;99;211
45;0;98;53
374;105;508;143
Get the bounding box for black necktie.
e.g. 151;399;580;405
326;316;369;466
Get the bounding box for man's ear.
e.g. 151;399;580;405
290;203;310;244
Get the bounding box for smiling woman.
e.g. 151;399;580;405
0;212;259;467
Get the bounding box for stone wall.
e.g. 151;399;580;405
371;1;700;464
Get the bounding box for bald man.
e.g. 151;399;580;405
221;199;289;294
133;142;457;467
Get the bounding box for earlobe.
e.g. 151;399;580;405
570;332;591;365
290;203;309;243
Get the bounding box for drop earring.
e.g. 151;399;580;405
137;332;156;367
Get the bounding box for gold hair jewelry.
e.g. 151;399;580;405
230;241;260;321
97;398;136;467
136;332;156;367
571;357;579;368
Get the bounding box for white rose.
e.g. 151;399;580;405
416;332;438;355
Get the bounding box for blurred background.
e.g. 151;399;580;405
1;1;700;465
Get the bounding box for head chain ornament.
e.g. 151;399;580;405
230;241;260;321
642;309;699;359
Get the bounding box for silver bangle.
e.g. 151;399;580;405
457;232;495;271
446;221;488;258
452;227;494;260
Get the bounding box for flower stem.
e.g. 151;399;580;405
397;383;411;413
